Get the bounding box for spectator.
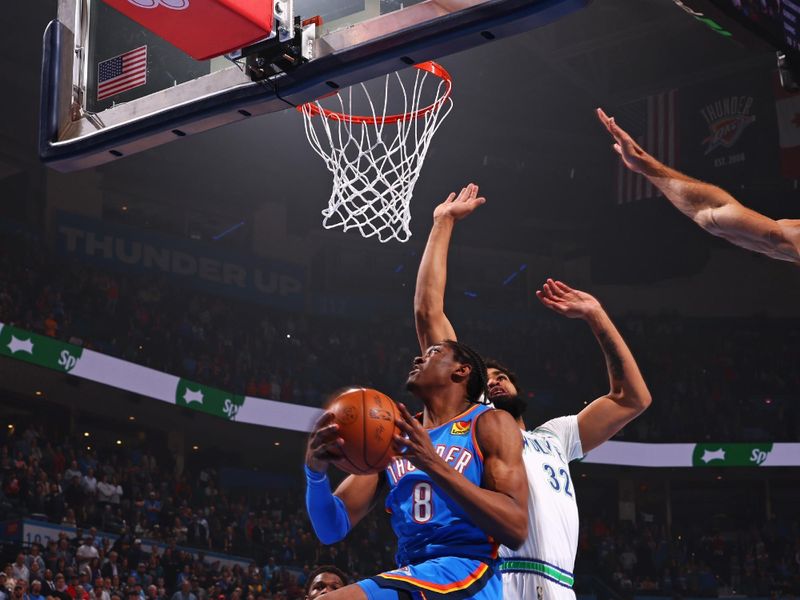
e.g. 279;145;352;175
176;567;191;589
96;477;115;507
43;314;58;338
26;546;45;575
172;519;187;546
303;567;347;600
262;560;276;588
127;542;145;572
78;573;93;594
187;514;209;550
27;563;41;585
64;477;86;519
25;581;44;600
91;579;109;600
620;545;638;574
100;553;120;580
108;478;123;508
188;579;203;600
144;494;161;527
11;555;29;584
9;584;25;600
63;462;82;486
41;571;56;597
52;574;70;600
82;469;98;500
62;509;78;528
76;538;99;568
169;581;195;600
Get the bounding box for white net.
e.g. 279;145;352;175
300;62;453;243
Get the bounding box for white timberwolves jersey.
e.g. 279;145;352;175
499;416;583;599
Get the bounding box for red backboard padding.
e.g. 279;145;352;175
101;0;274;61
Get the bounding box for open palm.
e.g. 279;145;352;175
433;183;486;221
536;279;601;319
596;108;652;175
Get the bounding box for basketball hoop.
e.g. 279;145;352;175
299;61;453;243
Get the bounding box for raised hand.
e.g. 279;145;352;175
596;108;654;175
305;412;344;474
535;279;602;320
433;183;486;223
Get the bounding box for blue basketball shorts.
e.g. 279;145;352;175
356;556;500;600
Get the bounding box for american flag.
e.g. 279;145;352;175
97;46;148;101
615;89;677;204
784;0;800;49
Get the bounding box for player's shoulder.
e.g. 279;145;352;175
478;406;521;430
529;415;578;439
529;415;584;461
475;408;523;454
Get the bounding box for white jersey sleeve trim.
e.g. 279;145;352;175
533;415;583;462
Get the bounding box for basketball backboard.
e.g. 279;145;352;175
40;0;591;172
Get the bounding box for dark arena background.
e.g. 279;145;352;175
1;1;799;600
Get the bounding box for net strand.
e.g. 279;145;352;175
301;64;453;243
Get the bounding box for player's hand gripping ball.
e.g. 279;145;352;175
327;388;401;475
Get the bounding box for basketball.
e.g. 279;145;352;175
327;388;401;475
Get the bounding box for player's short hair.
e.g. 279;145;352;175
442;340;490;405
485;358;521;393
304;566;348;597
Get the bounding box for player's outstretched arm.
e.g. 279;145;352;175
536;279;651;453
394;404;528;548
305;412;382;544
596;107;800;263
414;184;486;352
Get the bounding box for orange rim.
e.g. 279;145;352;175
299;61;452;125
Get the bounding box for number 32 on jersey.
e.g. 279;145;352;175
543;463;573;497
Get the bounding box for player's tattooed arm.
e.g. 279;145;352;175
394;405;528;548
596;107;800;263
535;279;651;453
596;330;623;380
414;184;486;352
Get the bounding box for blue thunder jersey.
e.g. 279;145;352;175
384;403;498;567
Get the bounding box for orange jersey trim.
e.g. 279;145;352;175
470;408;492;463
424;403;483;432
489;541;499;559
378;562;490;593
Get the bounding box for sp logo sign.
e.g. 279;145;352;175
223;398;240;420
750;448;770;465
128;0;190;10
58;350;79;372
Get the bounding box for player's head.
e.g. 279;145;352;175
406;340;489;404
304;566;348;600
486;358;526;420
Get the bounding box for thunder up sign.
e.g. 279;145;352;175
55;212;305;310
